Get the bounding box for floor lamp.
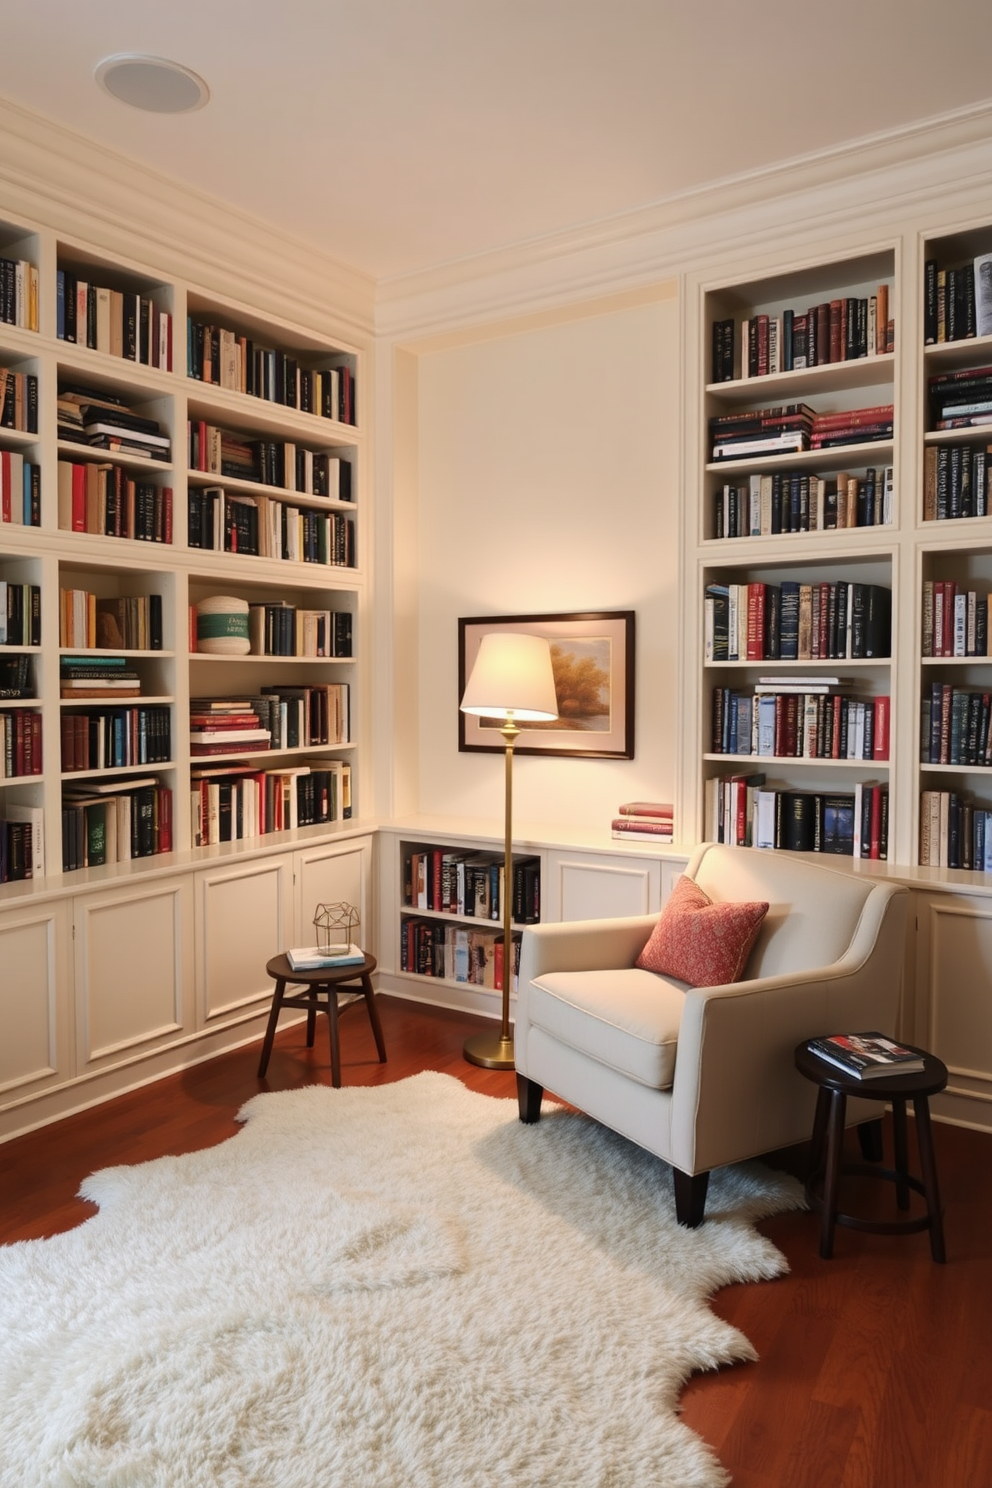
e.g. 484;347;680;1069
459;632;558;1069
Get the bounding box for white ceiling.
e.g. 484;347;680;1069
2;1;992;284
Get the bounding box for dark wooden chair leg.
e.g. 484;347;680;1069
673;1169;710;1228
914;1095;947;1263
326;988;341;1088
857;1117;884;1163
516;1073;544;1123
820;1088;846;1259
360;972;387;1063
892;1096;911;1211
257;977;286;1077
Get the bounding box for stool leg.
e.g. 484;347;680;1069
361;972;387;1064
327;989;342;1088
257;978;286;1077
820;1089;846;1260
913;1095;947;1264
892;1097;911;1211
808;1086;832;1189
306;989;318;1048
857;1118;884;1163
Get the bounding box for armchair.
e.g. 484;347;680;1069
514;843;909;1226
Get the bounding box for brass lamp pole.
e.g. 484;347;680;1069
459;632;558;1071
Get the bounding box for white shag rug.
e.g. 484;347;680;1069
0;1071;805;1488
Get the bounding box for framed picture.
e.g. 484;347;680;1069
458;611;635;759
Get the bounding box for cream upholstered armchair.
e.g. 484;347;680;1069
514;843;909;1226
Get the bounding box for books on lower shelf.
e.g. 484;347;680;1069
711;686;889;761
611;801;674;842
189;758;351;845
920;684;992;766
400;916;521;992
706;772;888;858
60;778;172;869
403;846;541;925
808;1033;925;1080
286;943;364;971
919;789;992;870
57;460;173;543
1;449;41;526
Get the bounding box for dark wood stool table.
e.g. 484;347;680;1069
794;1039;948;1263
258;952;386;1088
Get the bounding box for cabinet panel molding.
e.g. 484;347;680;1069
0;903;70;1097
194;856;292;1025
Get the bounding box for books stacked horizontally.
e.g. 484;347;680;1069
710;404;814;461
286;943;364;972
189;698;271;757
611;802;673;842
929;364;992;431
60;655;141;699
57;384;171;462
808;1032;924;1080
809;404;893;450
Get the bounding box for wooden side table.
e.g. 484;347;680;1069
258;952;387;1089
794;1040;948;1263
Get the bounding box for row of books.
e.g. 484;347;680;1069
923;255;992;345
711;686;890;761
711;286;893;382
404;847;542;926
194;602;352;659
187;487;356;568
921;684;992;768
706;772;889;858
928;362;992;431
56;273;173;370
922;441;990;521
186;320;355;425
187;422;352;498
60;656;141;699
704;581;892;663
57;385;171;462
0;582;41;646
57;460;174;544
710;403;893;462
713;466;893;539
0;369;38;432
189;760;351;845
922;581;991;657
0;815;36;882
920;790;992;870
610;801;673;842
59;591;164;652
0;450;40;526
0;652;32;699
60;705;172;772
0;257;39;330
190;686;350;758
400;916;521;991
61;780;172;870
1;707;41;777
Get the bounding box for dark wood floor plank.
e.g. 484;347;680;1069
1;993;990;1488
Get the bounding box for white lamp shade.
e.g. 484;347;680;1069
460;632;558;721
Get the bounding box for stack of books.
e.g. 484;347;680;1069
57;384;171;461
286;943;364;971
60;655;141;699
808;1032;924;1080
929;365;992;431
809;404;893;450
710;404;815;461
610;802;674;842
189;698;272;757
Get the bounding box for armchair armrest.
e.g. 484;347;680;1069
518;914;658;983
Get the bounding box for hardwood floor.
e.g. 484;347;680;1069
2;994;990;1487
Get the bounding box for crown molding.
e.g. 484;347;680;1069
377;97;992;343
0;95;376;342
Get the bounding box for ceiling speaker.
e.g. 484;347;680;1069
94;55;210;114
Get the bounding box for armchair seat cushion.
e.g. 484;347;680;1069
529;967;688;1090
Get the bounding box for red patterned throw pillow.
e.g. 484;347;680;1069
636;875;768;987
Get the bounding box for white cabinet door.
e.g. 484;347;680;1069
294;835;373;950
0;900;71;1103
194;855;293;1028
914;887;992;1131
545;849;668;923
73;876;193;1074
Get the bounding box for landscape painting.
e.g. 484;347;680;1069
458;611;635;758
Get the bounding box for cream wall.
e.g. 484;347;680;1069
411;292;681;831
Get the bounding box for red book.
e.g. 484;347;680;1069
869;786;883;860
829;300;843;363
831;695;842;759
0;450;10;523
873;697;890;761
746;583;766;661
617;801;674;819
157;786;172;853
71;463;86;533
163;486;173;545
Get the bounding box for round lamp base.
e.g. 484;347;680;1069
463;1030;515;1070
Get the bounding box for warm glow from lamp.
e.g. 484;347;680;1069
458;631;557;1071
460;632;558;723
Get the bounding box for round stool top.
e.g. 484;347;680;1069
267;950;376;984
795;1038;948;1100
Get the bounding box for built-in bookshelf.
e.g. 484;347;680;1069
398;839;541;993
0;215;364;891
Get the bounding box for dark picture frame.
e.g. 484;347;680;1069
458;611;635;759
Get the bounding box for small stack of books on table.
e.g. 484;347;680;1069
610;802;674;843
808;1032;925;1080
286;944;364;972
